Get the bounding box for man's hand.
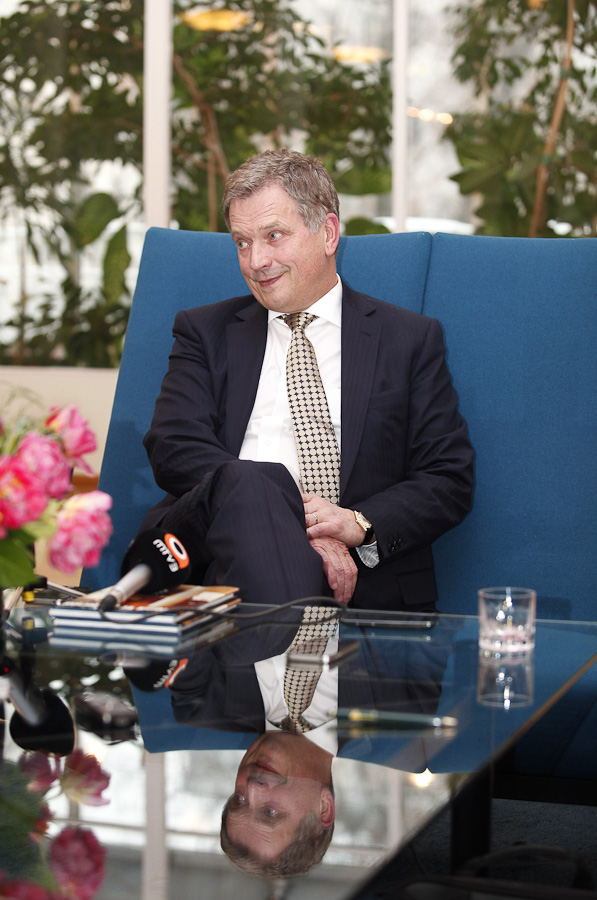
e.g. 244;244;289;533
302;493;365;547
309;535;357;605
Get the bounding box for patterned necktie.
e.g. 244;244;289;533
280;605;339;733
283;312;340;504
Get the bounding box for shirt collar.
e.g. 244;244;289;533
265;716;338;755
268;276;342;328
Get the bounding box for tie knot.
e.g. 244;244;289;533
283;312;316;332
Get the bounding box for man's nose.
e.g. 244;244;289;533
250;240;272;271
245;779;267;805
234;770;248;795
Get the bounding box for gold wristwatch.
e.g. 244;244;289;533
353;510;375;545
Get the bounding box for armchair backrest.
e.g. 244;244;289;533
83;227;432;589
425;233;597;620
85;226;597;622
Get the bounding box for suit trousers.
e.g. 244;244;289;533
159;458;331;608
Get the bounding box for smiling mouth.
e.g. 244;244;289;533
254;273;284;288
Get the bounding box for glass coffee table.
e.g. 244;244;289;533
1;600;596;900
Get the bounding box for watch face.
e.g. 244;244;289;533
355;510;371;531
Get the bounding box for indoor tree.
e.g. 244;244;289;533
0;0;392;364
0;0;143;364
444;0;597;237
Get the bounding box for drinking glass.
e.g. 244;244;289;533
478;586;536;654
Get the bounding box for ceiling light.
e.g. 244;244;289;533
333;45;388;64
180;8;250;32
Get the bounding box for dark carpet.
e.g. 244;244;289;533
353;799;597;899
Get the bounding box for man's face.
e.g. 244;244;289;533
224;732;334;862
228;183;340;314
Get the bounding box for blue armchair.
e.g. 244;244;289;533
86;228;597;624
83;227;597;796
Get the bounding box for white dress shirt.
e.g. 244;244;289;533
239;277;378;567
239;278;342;482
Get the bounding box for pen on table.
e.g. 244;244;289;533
334;708;458;730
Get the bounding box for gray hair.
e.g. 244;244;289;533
222;149;339;233
220;807;334;877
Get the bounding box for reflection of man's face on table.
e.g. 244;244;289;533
221;731;335;875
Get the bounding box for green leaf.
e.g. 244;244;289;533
451;164;505;194
20;513;57;540
344;217;391;236
334;167;392;196
103;225;131;306
0;534;36;588
0;762;50;881
71;192;120;248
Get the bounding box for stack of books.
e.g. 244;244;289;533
48;584;240;657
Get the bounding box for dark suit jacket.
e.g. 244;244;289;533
142;284;474;610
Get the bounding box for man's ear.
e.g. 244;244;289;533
323;213;341;257
319;785;335;829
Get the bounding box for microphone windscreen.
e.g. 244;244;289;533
9;690;75;756
120;530;191;593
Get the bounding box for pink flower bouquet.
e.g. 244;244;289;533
0;751;110;899
0;400;112;587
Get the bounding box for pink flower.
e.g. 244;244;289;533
0;872;61;900
17;433;72;500
19;752;58;793
49;827;106;900
59;751;110;807
47;491;112;573
45;407;96;474
0;454;48;538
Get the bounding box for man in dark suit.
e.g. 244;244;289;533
141;150;474;611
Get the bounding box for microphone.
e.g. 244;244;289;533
1;657;45;725
1;657;75;755
99;564;151;612
99;529;191;613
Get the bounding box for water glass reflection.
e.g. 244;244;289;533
477;651;534;710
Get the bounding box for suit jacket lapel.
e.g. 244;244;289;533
226;300;268;455
340;286;380;499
